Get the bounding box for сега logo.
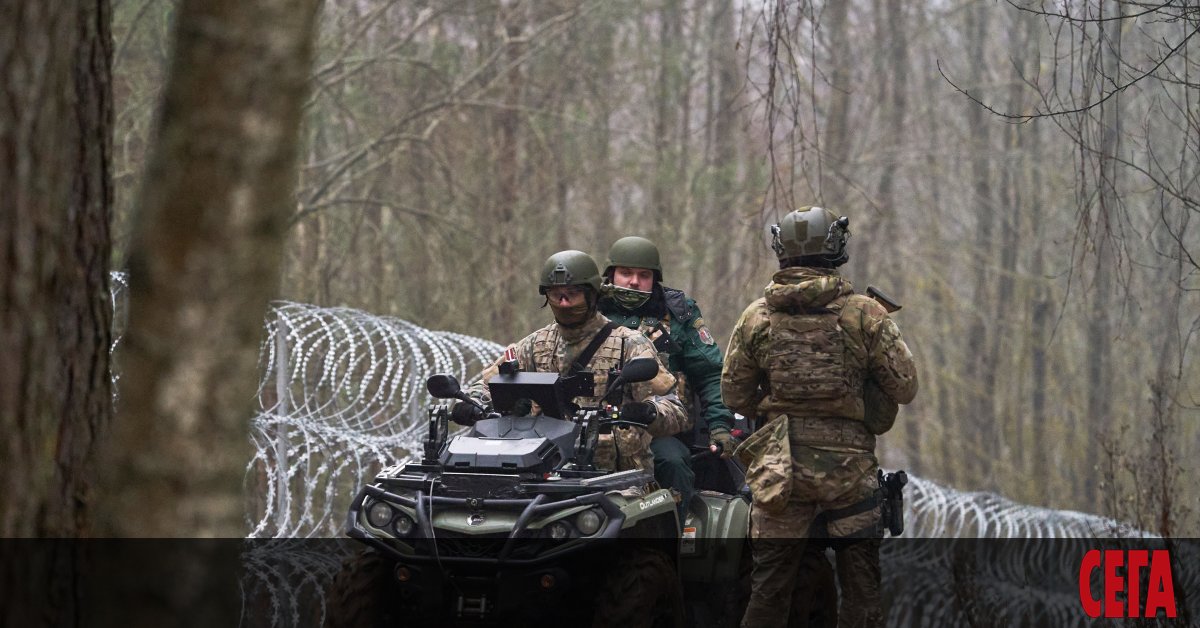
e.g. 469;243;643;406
1078;549;1177;618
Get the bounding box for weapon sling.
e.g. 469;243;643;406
568;322;616;375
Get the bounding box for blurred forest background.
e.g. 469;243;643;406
106;0;1198;533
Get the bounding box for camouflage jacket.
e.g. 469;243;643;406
721;267;917;430
599;286;735;433
466;312;687;471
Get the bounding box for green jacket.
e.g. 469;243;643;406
598;286;735;431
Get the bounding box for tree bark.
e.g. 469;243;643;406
1085;0;1122;501
101;0;319;537
818;0;852;207
0;0;111;623
0;0;113;539
964;3;996;482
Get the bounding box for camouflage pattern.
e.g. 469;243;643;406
600;287;734;433
466;312;686;473
722;267;917;422
862;379;898;435
723;266;917;628
744;538;880;628
733;416;791;513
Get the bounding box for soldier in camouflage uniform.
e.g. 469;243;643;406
721;208;918;628
451;250;687;473
597;236;738;520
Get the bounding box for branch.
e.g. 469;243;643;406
938;23;1200;120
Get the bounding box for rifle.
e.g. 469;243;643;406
866;285;902;313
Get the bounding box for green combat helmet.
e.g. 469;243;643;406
770;206;851;266
538;250;603;294
605;236;663;281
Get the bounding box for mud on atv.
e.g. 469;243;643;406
327;357;755;628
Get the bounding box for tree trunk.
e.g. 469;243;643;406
652;0;682;227
0;0;113;539
488;0;524;338
0;0;112;623
1024;11;1051;496
101;0;320;537
1085;0;1122;502
964;3;996;483
818;0;852;208
864;0;907;285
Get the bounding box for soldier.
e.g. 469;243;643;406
722;207;918;627
450;250;687;473
597;236;739;519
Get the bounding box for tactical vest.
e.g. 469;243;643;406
527;325;627;407
764;295;866;424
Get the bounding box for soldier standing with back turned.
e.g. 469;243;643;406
722;207;918;627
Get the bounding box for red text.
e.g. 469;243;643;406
1079;549;1177;618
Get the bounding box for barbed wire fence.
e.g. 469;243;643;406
246;302;501;538
107;276;1194;626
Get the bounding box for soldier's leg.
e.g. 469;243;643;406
787;544;838;628
833;538;881;627
650;436;695;526
742;537;807;628
742;500;820;628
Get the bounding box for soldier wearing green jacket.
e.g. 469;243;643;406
597;236;739;521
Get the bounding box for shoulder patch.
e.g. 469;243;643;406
696;321;715;345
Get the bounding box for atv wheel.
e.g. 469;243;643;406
326;550;399;628
592;549;685;628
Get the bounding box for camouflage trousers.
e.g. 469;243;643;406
742;445;882;628
592;426;654;473
742;538;880;628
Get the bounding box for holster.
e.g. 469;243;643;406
878;469;908;536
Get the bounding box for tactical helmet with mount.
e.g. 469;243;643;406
539;250;603;295
604;236;663;281
770;206;851;267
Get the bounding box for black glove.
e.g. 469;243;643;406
450;401;486;426
619;401;657;427
651;323;681;353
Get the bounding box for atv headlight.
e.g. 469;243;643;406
393;513;415;537
547;521;572;540
366;501;394;528
575;509;603;536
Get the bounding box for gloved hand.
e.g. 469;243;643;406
619;401;657;427
450;400;486;426
708;427;741;459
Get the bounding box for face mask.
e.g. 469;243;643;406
550;300;591;327
606;283;652;310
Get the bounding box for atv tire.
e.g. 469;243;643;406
326;550;399;628
592;549;685;628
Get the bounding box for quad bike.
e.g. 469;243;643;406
327;357;759;627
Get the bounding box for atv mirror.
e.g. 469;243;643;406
618;357;660;384
427;374;462;399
